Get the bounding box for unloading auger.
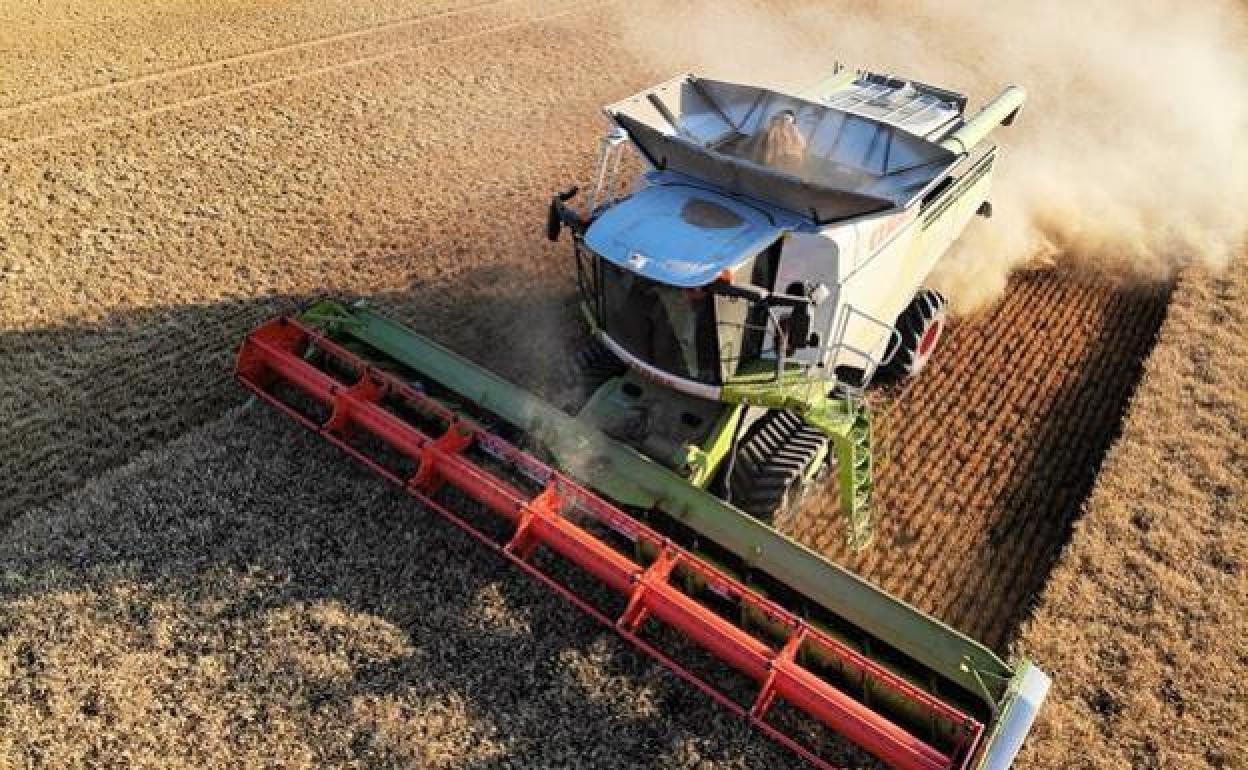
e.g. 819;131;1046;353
237;67;1048;770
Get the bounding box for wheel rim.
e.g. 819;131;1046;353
918;317;944;357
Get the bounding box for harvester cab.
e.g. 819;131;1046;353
549;69;1025;546
237;64;1048;770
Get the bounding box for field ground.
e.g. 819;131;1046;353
795;268;1169;650
1;406;804;770
1;0;1244;768
1016;262;1248;770
0;0;634;520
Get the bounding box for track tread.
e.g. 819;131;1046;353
726;410;830;522
571;336;626;391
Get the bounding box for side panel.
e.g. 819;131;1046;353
915;150;996;264
770;232;843;366
832;208;923;369
831;149;998;373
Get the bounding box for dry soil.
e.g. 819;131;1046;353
1015;262;1248;770
1;1;1242;768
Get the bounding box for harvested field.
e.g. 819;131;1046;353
2;0;1245;768
791;269;1171;650
1017;261;1248;770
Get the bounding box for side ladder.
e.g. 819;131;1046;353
804;397;875;551
843;405;874;550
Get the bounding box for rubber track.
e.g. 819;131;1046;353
729;410;828;521
571;336;626;391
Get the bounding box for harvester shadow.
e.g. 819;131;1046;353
975;275;1172;649
0;404;805;769
0;269;581;530
0;294;286;524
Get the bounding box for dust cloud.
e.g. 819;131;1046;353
619;0;1248;312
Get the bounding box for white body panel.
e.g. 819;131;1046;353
770;232;843;366
766;153;994;378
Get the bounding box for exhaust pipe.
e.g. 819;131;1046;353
940;85;1026;155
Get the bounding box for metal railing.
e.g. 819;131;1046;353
586;128;629;217
711;301;900;398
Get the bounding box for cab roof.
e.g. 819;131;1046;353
584;184;784;288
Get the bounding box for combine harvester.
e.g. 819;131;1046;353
236;68;1048;770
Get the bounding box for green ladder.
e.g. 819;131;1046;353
801;393;875;552
843;405;874;550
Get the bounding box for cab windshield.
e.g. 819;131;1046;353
599;260;757;385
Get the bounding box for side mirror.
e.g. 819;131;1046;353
545;199;564;241
784;281;830;308
546;187;583;242
709;280;769;303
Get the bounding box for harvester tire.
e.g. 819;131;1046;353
727;410;829;524
881;288;948;381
